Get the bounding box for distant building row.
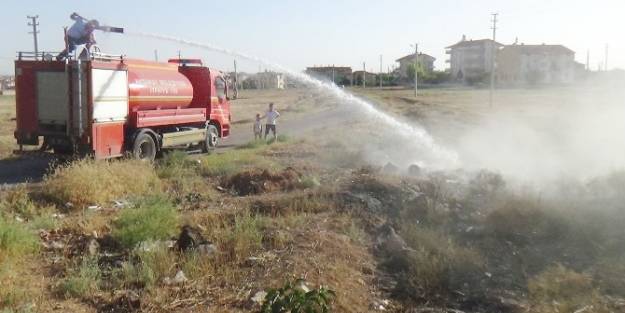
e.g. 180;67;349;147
304;66;379;86
231;71;287;90
447;35;581;85
306;35;582;87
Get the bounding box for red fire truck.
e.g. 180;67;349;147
14;52;231;161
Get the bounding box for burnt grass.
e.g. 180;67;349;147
343;167;625;312
225;167;303;196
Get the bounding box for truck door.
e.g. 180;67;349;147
90;67;129;159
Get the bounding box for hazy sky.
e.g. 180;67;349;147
1;0;623;74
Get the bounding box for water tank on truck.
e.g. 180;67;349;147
126;60;195;110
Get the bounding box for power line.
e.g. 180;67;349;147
489;13;498;107
27;15;39;59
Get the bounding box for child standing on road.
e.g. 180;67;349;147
253;113;263;140
263;103;280;140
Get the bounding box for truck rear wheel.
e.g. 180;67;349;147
201;125;219;153
132;133;157;161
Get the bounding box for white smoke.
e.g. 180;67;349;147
453;84;625;184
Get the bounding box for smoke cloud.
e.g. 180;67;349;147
453;83;625;184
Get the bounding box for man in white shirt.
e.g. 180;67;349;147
262;103;281;140
57;13;99;61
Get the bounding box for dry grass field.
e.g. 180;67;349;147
0;95;15;157
2;87;625;313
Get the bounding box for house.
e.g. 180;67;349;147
497;44;576;85
305;66;353;85
0;76;15;95
352;71;377;87
257;71;286;89
395;53;436;79
446;35;503;82
236;71;285;90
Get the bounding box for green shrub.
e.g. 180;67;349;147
484;198;565;242
0;185;37;219
114;243;175;290
298;176;320;189
156;151;215;207
114;259;156;290
223;213;264;261
111;197;179;249
265;134;289;145
261;279;335;313
238;139;267;150
135;244;176;284
28;214;58;231
199;149;276;177
0;287;29;311
343;220;366;244
527;264;611;313
156;150;197;179
251;191;336;217
276;134;289;143
179;251;212;277
0;216;39;260
44;159;162;208
399;226;484;297
57;257;100;299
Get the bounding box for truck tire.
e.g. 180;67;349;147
132;133;157;161
201;125;219;153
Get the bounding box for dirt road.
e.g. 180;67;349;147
0;103;356;186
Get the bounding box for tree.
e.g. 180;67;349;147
407;63;434;83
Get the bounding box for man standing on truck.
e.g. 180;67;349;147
56;13;99;61
263;103;281;140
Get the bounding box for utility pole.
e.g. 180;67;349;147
489;13;498;107
177;50;181;59
27;15;39;59
605;44;609;71
256;64;264;89
363;62;366;88
413;43;418;97
233;59;239;96
379;54;383;88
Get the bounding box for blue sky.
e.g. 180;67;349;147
1;0;623;74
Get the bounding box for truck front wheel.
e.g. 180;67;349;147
132;133;157;161
201;125;219;153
